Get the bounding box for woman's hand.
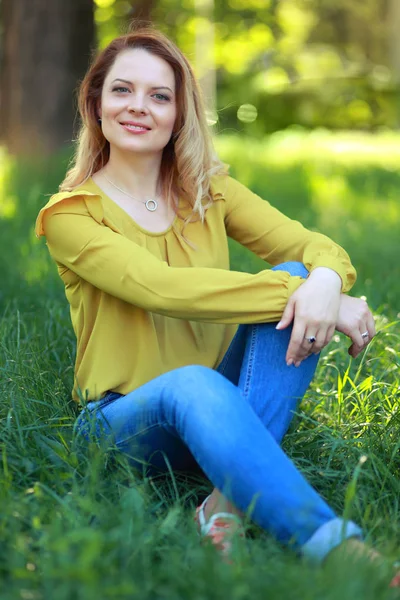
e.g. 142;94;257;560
276;267;342;366
336;294;376;358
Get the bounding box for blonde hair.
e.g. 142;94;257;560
61;25;225;220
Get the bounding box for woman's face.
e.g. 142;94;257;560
99;48;177;157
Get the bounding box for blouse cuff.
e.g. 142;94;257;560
286;275;306;298
307;256;357;293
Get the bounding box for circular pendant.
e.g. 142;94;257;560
145;199;158;212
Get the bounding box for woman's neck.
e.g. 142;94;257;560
101;148;163;199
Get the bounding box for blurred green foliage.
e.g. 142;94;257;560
94;0;400;134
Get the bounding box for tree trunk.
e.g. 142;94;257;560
387;0;400;126
0;0;95;156
388;0;400;82
194;0;216;125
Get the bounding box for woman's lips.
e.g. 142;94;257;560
120;122;151;134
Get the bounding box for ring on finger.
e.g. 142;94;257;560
305;335;316;343
361;331;369;339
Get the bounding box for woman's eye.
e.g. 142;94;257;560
112;86;129;93
153;93;170;102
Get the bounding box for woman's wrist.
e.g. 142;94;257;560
307;267;342;290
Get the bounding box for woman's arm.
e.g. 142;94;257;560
214;175;363;364
39;195;305;324
217;175;357;293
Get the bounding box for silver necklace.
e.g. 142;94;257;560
102;174;158;212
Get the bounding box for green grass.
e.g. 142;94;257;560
0;133;400;599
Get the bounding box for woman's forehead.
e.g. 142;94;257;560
105;48;175;90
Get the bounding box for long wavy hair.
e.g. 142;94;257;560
60;25;225;220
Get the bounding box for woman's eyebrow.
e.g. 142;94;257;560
152;86;174;93
111;78;174;93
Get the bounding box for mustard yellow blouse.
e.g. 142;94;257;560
35;174;356;403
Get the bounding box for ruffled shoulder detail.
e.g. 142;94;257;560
35;189;103;238
209;168;230;201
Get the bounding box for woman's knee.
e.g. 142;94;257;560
172;364;225;392
272;261;309;279
167;364;232;411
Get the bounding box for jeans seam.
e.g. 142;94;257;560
243;325;257;399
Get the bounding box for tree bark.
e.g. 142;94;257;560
388;0;400;82
0;0;95;156
194;0;216;125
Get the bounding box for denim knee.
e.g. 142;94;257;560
166;364;233;413
272;261;309;279
173;364;217;383
171;364;226;396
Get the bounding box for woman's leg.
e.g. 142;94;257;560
209;262;320;522
75;390;201;475
75;365;361;561
218;261;318;443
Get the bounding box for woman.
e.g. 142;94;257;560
35;26;393;575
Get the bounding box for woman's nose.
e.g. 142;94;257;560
128;95;148;115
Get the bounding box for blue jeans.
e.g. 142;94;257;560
75;262;362;561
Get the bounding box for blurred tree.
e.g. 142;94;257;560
95;0;159;48
0;0;95;156
388;0;400;81
116;0;396;133
128;0;158;21
2;0;397;157
194;0;216;123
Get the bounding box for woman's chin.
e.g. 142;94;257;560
111;141;166;156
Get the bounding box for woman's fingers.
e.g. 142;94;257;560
348;318;375;358
288;323;336;366
336;295;377;359
310;326;330;354
351;325;366;349
294;333;318;366
313;324;336;355
286;320;308;365
286;319;337;365
276;296;295;330
348;339;364;358
293;326;332;365
287;325;330;366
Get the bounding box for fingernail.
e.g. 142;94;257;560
295;361;301;368
287;359;293;366
276;322;282;330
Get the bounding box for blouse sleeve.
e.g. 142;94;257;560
214;175;356;293
36;193;305;325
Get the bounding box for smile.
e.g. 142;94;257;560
120;122;151;132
